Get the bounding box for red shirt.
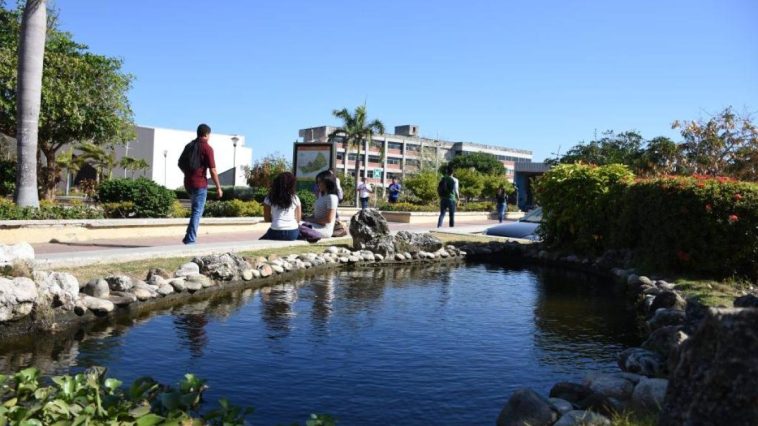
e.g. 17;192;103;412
183;139;216;190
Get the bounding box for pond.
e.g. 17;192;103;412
0;262;640;425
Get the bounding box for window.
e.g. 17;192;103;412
388;142;403;151
370;140;383;150
387;157;401;165
368;155;381;163
348;153;358;161
336;152;344;160
405;144;420;152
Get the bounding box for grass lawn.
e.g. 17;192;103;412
673;278;753;307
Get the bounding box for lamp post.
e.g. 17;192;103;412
231;135;239;187
162;150;168;187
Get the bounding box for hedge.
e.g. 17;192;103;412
0;198;104;220
203;199;263;217
98;178;175;218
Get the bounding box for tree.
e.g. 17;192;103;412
404;169;438;204
11;0;46;207
119;156;149;178
245;153;291;190
481;173;515;200
455;168;485;202
76;142;118;183
636;136;680;177
328;105;384;205
0;4;135;199
560;130;644;167
443;152;504;175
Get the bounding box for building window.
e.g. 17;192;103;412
388;142;403;151
387;157;401;165
406;144;420;152
370;140;383;150
368;155;381;163
336;152;344;160
348;153;358;161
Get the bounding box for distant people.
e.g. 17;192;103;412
437;166;459;228
179;123;222;244
356;177;373;209
261;172;301;241
387;177;401;203
495;186;507;223
301;171;339;238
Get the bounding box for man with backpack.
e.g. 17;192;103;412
437;166;459;228
178;123;223;244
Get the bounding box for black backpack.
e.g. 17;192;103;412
437;176;453;198
178;139;202;173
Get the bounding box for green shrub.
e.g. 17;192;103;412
97;178;175;218
0;160;15;196
404;169;439;204
379;202;437;212
102;201;136;218
297;189;317;216
0;198;103;220
170;200;189;218
204;199;263;217
459;201;495;212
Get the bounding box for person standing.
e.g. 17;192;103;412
387;177;401;203
181;123;222;244
437;166;459;228
356;177;373;210
261;172;301;241
495;186;507;223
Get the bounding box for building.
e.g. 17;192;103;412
298;124;532;186
106;125;251;190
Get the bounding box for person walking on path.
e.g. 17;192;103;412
261;172;301;241
180;124;222;244
356;177;373;210
495;186;507;223
437;166;459;228
387;177;401;203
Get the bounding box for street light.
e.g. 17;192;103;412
162;150;168;187
231;135;239;187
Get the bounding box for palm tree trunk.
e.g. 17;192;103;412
354;139;362;207
14;0;47;207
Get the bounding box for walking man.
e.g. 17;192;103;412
356;177;373;210
437;166;459;228
180;123;222;244
387;177;401;203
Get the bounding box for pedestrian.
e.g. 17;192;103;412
301;171;339;238
179;123;222;244
261;172;301;241
437;166;459;228
356;176;373;210
495;186;507;223
387;177;401;203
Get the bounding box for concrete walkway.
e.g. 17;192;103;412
32;219;505;268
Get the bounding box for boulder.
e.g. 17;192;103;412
648;308;686;330
79;294;115;315
131;286;155;301
0;277;37;321
660;308;758;426
583;374;635;400
106;291;137;306
641;326;688;359
734;293;758;308
104;275;133;292
682;297;709;335
496;388;558;426
156;284;174;296
631;377;667;414
363;235;397;257
393;231;443;254
146;275;168;287
81;278;110;298
553;410;610;426
34;271;80;310
175;262;200;278
618;347;666;377
350;208;391;251
549;398;574;415
271;264;285;274
549;382;594;405
168;278;186;292
0;242;34;268
186;274;213;288
650;290;687;313
146;267;172;281
192;253;251;281
241;269;255;281
184;280;203;292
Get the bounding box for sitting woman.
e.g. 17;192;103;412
260;172;301;241
302;171;339;238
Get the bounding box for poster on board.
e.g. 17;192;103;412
292;143;335;184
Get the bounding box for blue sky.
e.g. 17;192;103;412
52;0;757;162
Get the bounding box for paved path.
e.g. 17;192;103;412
32;219;507;268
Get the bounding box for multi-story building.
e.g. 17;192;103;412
298;124;532;186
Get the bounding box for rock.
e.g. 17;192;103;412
642;294;656;311
627;274;641;287
648;308;686;330
549;398;574;415
269;258;284;267
350;208;391;251
79;294;115;315
660;308;758;426
374;253;384;262
638;276;655;287
303;261;313;268
241;269;254;281
496;388;558;426
184;280;203;292
106;291;137;306
734;293;758;308
131;286;154;301
146;275;168;287
549;382;593;405
631;377;668;413
338;256;349;263
175;262;200;278
271;264;284;274
361;253;375;262
34;271;80;310
395;253;406;261
146;268;171;281
584;374;635;400
650;290;687;312
192;253;251;281
0;242;34;267
0;277;37;321
156;284;174;296
257;263;273;278
347;255;361;263
168;278;186;292
618;347;665;377
575;392;619;416
325;246;340;255
641;326;688;359
81;278;110;298
186;274;213;288
393;231;443;254
642;286;662;296
104;275;133;292
657;280;676;291
553;410;610;426
682;297;709;335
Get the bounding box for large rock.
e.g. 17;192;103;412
734;293;758;308
650;290;687;313
549;382;594;405
0;277;38;321
350;209;391;251
631;377;667;414
683;297;709;335
364;235;397;257
192;253;250;281
497;388;558;426
146;268;171;281
104;275;133;292
659;307;758;425
641;326;688;359
393;231;443;254
618;347;665;377
106;291;137;306
34;271;80;310
583;374;635;400
81;278;110;298
175;262;200;278
0;242;34;267
79;294;115;315
553;410;610;426
648;308;686;330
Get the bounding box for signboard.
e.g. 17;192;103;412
372;168;383;179
292;143;336;190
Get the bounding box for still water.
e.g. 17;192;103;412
0;263;639;425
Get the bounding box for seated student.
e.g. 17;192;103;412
261;172;301;241
301;171;339;238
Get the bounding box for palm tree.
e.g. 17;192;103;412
328;105;384;206
14;0;47;207
77;142;117;183
119;156;149;178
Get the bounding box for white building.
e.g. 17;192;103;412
111;125;252;189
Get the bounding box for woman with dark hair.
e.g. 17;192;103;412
301;171;339;238
261;172;301;240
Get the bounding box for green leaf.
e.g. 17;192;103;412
127;403;151;419
104;378;122;394
135;413;164;426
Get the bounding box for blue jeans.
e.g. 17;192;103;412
260;228;300;241
497;202;506;222
437;198;456;227
360;197;369;209
183;187;207;244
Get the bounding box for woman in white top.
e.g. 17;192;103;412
261;172;302;240
302;171;339;238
